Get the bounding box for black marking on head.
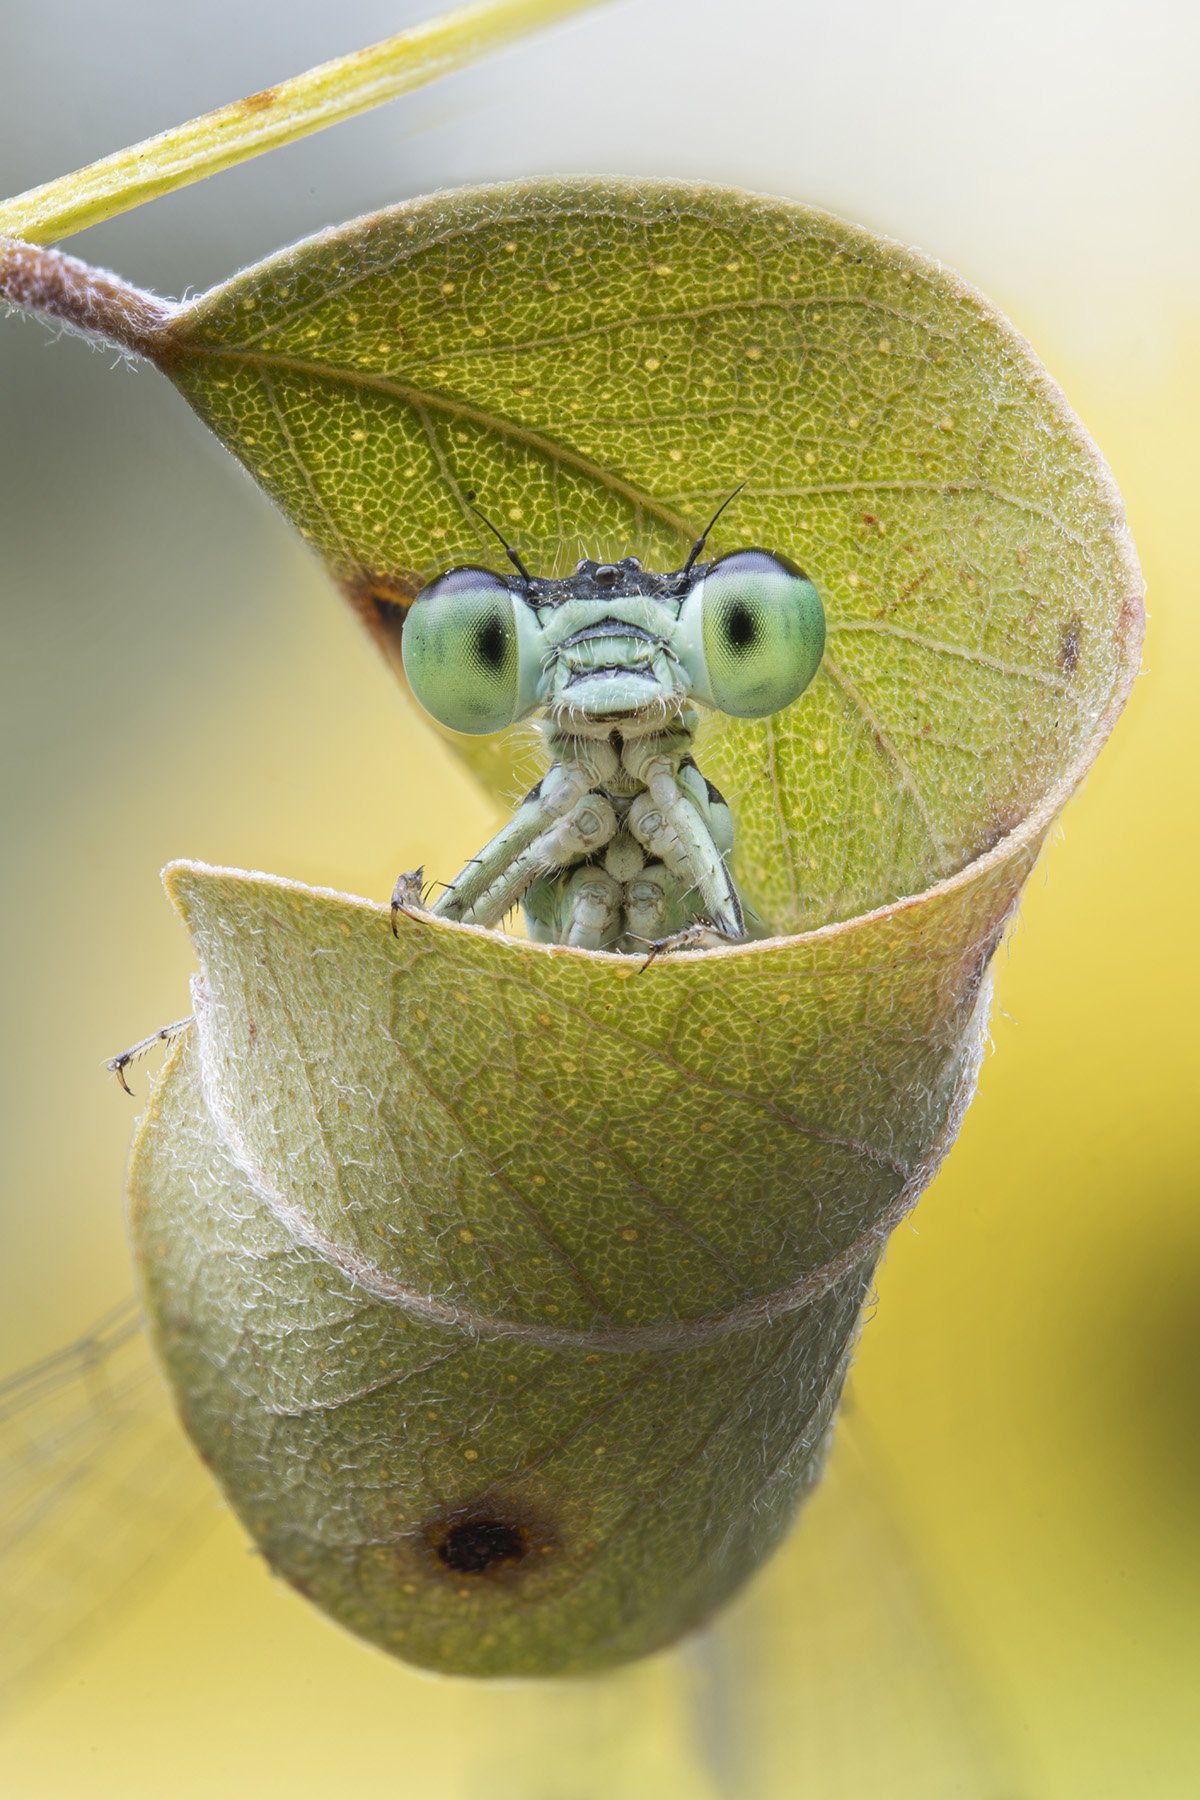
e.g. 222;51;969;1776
560;619;659;650
538;560;685;608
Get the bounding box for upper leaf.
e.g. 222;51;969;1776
154;179;1141;931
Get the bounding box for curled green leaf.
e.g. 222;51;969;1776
149;179;1140;929
133;768;1090;1675
111;179;1139;1676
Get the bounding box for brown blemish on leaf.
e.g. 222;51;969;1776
977;802;1026;856
339;568;422;680
955;904;1015;999
1059;611;1083;674
877;564;931;620
241;87;279;113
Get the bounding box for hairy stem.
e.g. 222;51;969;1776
0;241;174;356
0;0;606;246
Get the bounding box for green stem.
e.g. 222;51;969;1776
0;0;607;246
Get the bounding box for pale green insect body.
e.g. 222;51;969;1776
399;538;825;954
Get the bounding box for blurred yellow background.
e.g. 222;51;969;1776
1;2;1196;1795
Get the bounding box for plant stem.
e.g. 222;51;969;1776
0;241;174;357
0;0;606;247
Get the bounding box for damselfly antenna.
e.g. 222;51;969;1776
465;493;534;583
680;482;747;577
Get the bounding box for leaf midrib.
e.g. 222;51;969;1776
171;342;698;545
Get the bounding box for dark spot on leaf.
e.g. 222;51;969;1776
424;1499;556;1581
893;567;932;612
438;1520;527;1574
241;87;279;113
1059;612;1083;674
339;569;423;680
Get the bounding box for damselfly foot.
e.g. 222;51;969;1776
637;923;743;971
390;867;430;935
106;1016;194;1097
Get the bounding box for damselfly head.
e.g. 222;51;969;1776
401;495;826;737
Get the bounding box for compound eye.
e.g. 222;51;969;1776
401;567;532;735
696;549;825;718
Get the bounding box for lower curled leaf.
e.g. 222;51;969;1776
136;832;1021;1676
134;1027;859;1676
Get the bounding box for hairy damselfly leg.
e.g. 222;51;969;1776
106;1017;193;1096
